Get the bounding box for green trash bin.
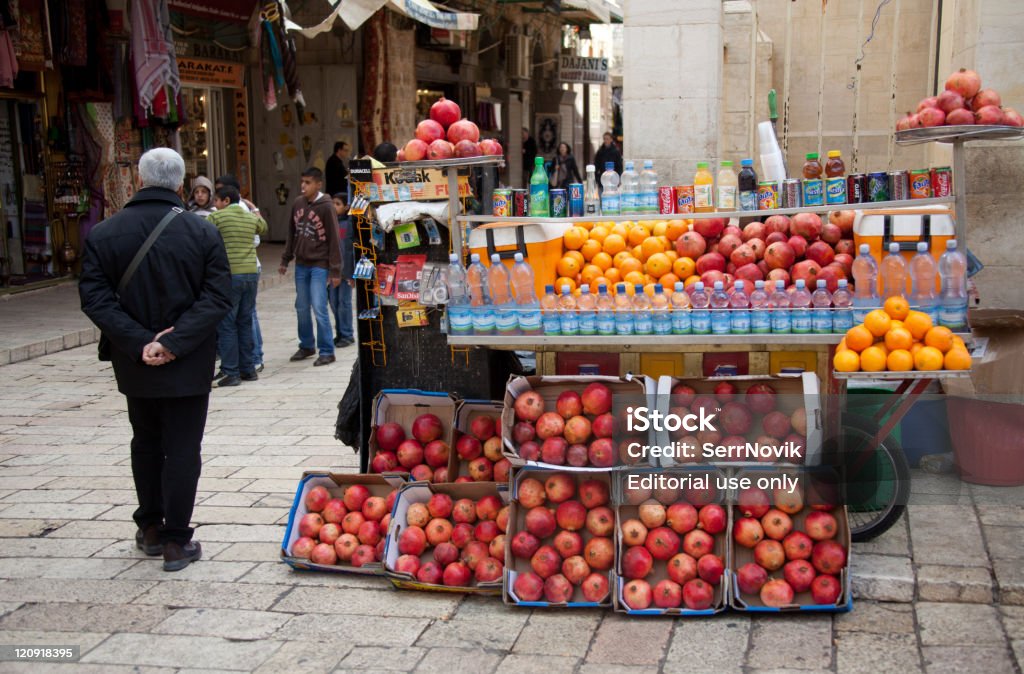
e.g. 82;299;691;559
842;388;902;513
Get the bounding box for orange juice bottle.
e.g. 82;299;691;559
694;161;714;212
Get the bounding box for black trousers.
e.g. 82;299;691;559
126;394;209;544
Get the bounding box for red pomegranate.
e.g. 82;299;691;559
970;89;1001;112
917;107;945;128
974;105;1004;125
945;68;981;100
430;96;461;129
447;119;481;144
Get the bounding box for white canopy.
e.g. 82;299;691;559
283;0;479;38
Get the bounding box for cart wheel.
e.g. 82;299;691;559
823;414;911;542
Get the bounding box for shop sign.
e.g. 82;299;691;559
178;58;245;88
169;0;256;23
352;165;470;202
233;90;252;199
558;55;610;85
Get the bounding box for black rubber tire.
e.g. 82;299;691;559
822;413;911;542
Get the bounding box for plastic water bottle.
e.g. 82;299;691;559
584;164;601;216
909;242;939;324
811;280;833;334
445;254;472;336
511;252;541;335
670;282;692;334
595;284;616;336
488;254;517;335
651;284;672;335
880;242;908;300
620;161;639;215
577;286;597;335
614;283;634;335
639;160;658;214
558;285;579;336
749;280;771;334
466;254;494;334
729;280;750;334
790;279;812;334
710;281;731;335
632;284;653;335
851;244;880;323
600;162;620;215
938;239;968;330
831;279;854;332
540;285;561;335
690;282;711;335
770;279;792;333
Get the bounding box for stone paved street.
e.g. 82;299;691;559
0;278;1022;673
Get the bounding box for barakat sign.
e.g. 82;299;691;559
178;58;245;88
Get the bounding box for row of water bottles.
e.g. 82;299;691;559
599;160;659;216
445;252;544;336
537;277;855;337
851;240;968;330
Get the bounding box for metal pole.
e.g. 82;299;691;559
448;167;462;257
952;138;967;246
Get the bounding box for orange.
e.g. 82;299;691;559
632;245;643;259
580;239;603;262
556;256;581;279
914;345;944;371
592;251;613;272
657;236;671;253
580;264;603;286
576;220;594;231
903;311;933;340
944;348;972;370
924;326;954;353
883;296;910;320
602;234;627;256
836;337;848;352
609;223;628;239
886;349;914;372
623;271;646;287
910;342;924;357
673;256;696;279
627;224;651;247
640;237;666;261
952;335;967;350
590;277;611;294
884;327;914;351
604;268;622;285
563;227;587;250
684;275;701;288
619;258;644;276
613;251;634;269
845;325;874;352
651;221;668;237
833;350;860;372
664;250;679;263
565;250;585;267
889;320;904;331
588;225;609;244
554;276;577;293
859;345;888;372
646;253;672;278
864;310;892;337
659;273;681;290
665;220;688;241
620;282;637;297
643;283;657;297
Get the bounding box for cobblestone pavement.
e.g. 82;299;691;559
0;279;1022;673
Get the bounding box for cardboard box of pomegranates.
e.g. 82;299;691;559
613;466;731;616
728;467;852;612
383;480;509;594
501;374;657;471
281;472;407;575
368;389;457;482
503;467;616;608
452;400;509;484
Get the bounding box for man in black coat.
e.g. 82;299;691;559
594;131;623;177
79;148;232;572
324;140;350;196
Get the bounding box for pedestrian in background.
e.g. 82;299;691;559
325;140;351;196
328;192;354;347
79;147;231;572
594;131;623;176
207;185;267;387
279;167;341;367
550;142;582;189
522;127;537;186
187;176;214;216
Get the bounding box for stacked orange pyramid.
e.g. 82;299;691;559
834;296;971;373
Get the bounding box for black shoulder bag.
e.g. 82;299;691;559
98;207;183;361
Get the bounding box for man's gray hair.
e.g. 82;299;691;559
138;148;186;191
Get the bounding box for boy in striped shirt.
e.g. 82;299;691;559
208;186;268;387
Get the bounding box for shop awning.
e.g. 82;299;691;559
496;0;622;25
283;0;478;38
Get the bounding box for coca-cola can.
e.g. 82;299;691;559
658;186;675;214
674;185;695;214
512;189;528;216
931;167;952;197
847;173;867;204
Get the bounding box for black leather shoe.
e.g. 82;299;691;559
240;371;259;381
336;338;354;348
135;526;163;556
215;374;241;387
163;540;202;572
290;348;316;361
313;355;336;366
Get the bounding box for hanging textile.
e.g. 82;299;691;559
131;0;180;113
256;2;304;117
0;26;16;87
359;9;388;152
11;0;45;71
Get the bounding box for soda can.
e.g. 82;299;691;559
550;189;568;218
910;169;932;199
802;179;825;207
675;185;695;214
757;181;778;210
825;177;848;205
567;183;584;217
658;186;675;214
847;173;867;204
931;166;953;197
867;172;890;202
781;179;802;208
491;189;511;217
889;170;909;201
512;189;529;216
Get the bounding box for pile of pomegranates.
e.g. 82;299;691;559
289;483;398;569
897;67;1023;130
453;412;512;483
371;412;451;482
400;96;503;162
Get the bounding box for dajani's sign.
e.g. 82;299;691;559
178;58;245;88
558;55;609;85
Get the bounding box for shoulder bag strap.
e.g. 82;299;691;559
117;207;183;296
